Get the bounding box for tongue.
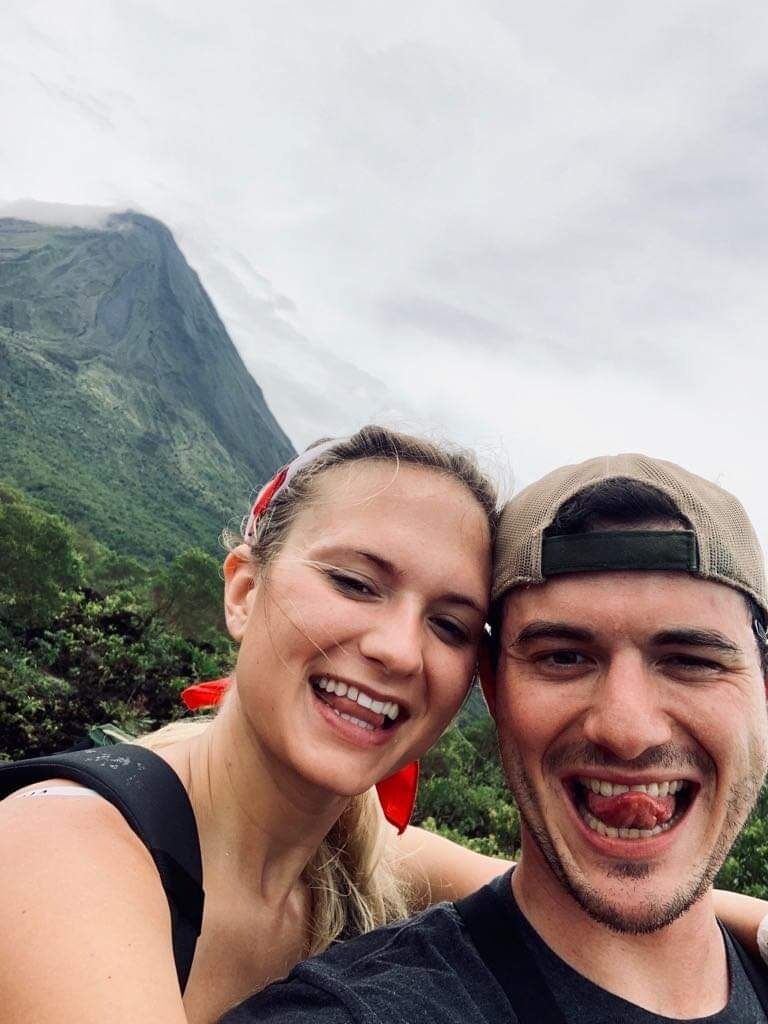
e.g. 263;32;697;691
317;691;386;728
585;791;676;830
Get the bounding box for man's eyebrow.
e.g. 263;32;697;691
651;629;741;655
513;621;596;645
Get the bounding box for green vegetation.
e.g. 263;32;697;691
415;713;520;858
0;485;233;761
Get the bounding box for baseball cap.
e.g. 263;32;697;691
493;453;768;620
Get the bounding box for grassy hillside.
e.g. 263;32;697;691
0;214;295;560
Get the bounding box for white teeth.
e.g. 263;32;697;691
312;678;402;722
579;777;686;798
582;807;671;840
337;710;374;731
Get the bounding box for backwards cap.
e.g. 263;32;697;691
493;453;768;619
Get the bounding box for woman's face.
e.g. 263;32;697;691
226;460;491;798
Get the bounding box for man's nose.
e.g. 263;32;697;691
582;652;672;761
358;600;425;678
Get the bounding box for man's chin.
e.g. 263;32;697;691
562;868;712;935
520;812;717;936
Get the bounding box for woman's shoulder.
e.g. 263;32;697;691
0;747;179;906
0;755;191;1023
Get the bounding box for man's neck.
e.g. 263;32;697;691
511;850;729;1019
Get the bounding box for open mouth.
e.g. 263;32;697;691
566;776;696;841
310;675;406;734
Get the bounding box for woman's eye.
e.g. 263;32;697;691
431;617;471;646
326;571;377;598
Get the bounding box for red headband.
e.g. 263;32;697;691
181;444;419;834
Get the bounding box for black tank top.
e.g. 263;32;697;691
0;744;204;993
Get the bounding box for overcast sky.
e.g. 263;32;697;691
3;1;768;544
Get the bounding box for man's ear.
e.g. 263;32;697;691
223;545;258;641
478;633;498;720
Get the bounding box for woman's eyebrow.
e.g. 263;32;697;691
437;592;485;616
353;549;400;576
353;550;485;615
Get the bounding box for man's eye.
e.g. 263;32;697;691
326;571;377;598
537;651;589;668
662;655;722;674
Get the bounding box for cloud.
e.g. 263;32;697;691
0;199;117;228
2;0;768;549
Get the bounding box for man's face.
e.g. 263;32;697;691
490;570;768;933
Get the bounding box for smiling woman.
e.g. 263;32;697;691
0;425;507;1024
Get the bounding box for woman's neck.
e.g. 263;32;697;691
163;690;348;905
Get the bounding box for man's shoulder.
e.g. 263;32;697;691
222;899;513;1024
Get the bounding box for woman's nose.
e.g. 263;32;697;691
357;601;425;678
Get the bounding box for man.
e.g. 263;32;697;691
223;454;768;1023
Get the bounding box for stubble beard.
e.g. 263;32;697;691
500;737;767;935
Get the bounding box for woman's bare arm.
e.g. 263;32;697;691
0;785;189;1024
713;889;768;957
389;826;511;908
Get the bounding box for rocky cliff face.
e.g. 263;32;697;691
0;212;295;560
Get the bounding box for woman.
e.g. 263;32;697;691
0;426;764;1024
0;426;503;1024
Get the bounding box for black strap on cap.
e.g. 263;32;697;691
454;884;567;1024
0;744;204;993
542;530;699;577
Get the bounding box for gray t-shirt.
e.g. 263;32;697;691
220;871;767;1024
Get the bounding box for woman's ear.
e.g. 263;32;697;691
478;632;498;720
223;545;258;641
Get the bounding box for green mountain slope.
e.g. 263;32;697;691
0;213;295;561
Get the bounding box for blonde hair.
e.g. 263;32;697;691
140;425;497;954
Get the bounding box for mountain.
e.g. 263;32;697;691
0;211;295;561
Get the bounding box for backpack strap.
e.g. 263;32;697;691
723;924;768;1015
454;884;567;1024
0;744;204;993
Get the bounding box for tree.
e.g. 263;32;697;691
150;547;226;640
0;485;84;629
416;714;520;858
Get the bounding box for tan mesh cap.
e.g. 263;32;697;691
493;453;768;618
